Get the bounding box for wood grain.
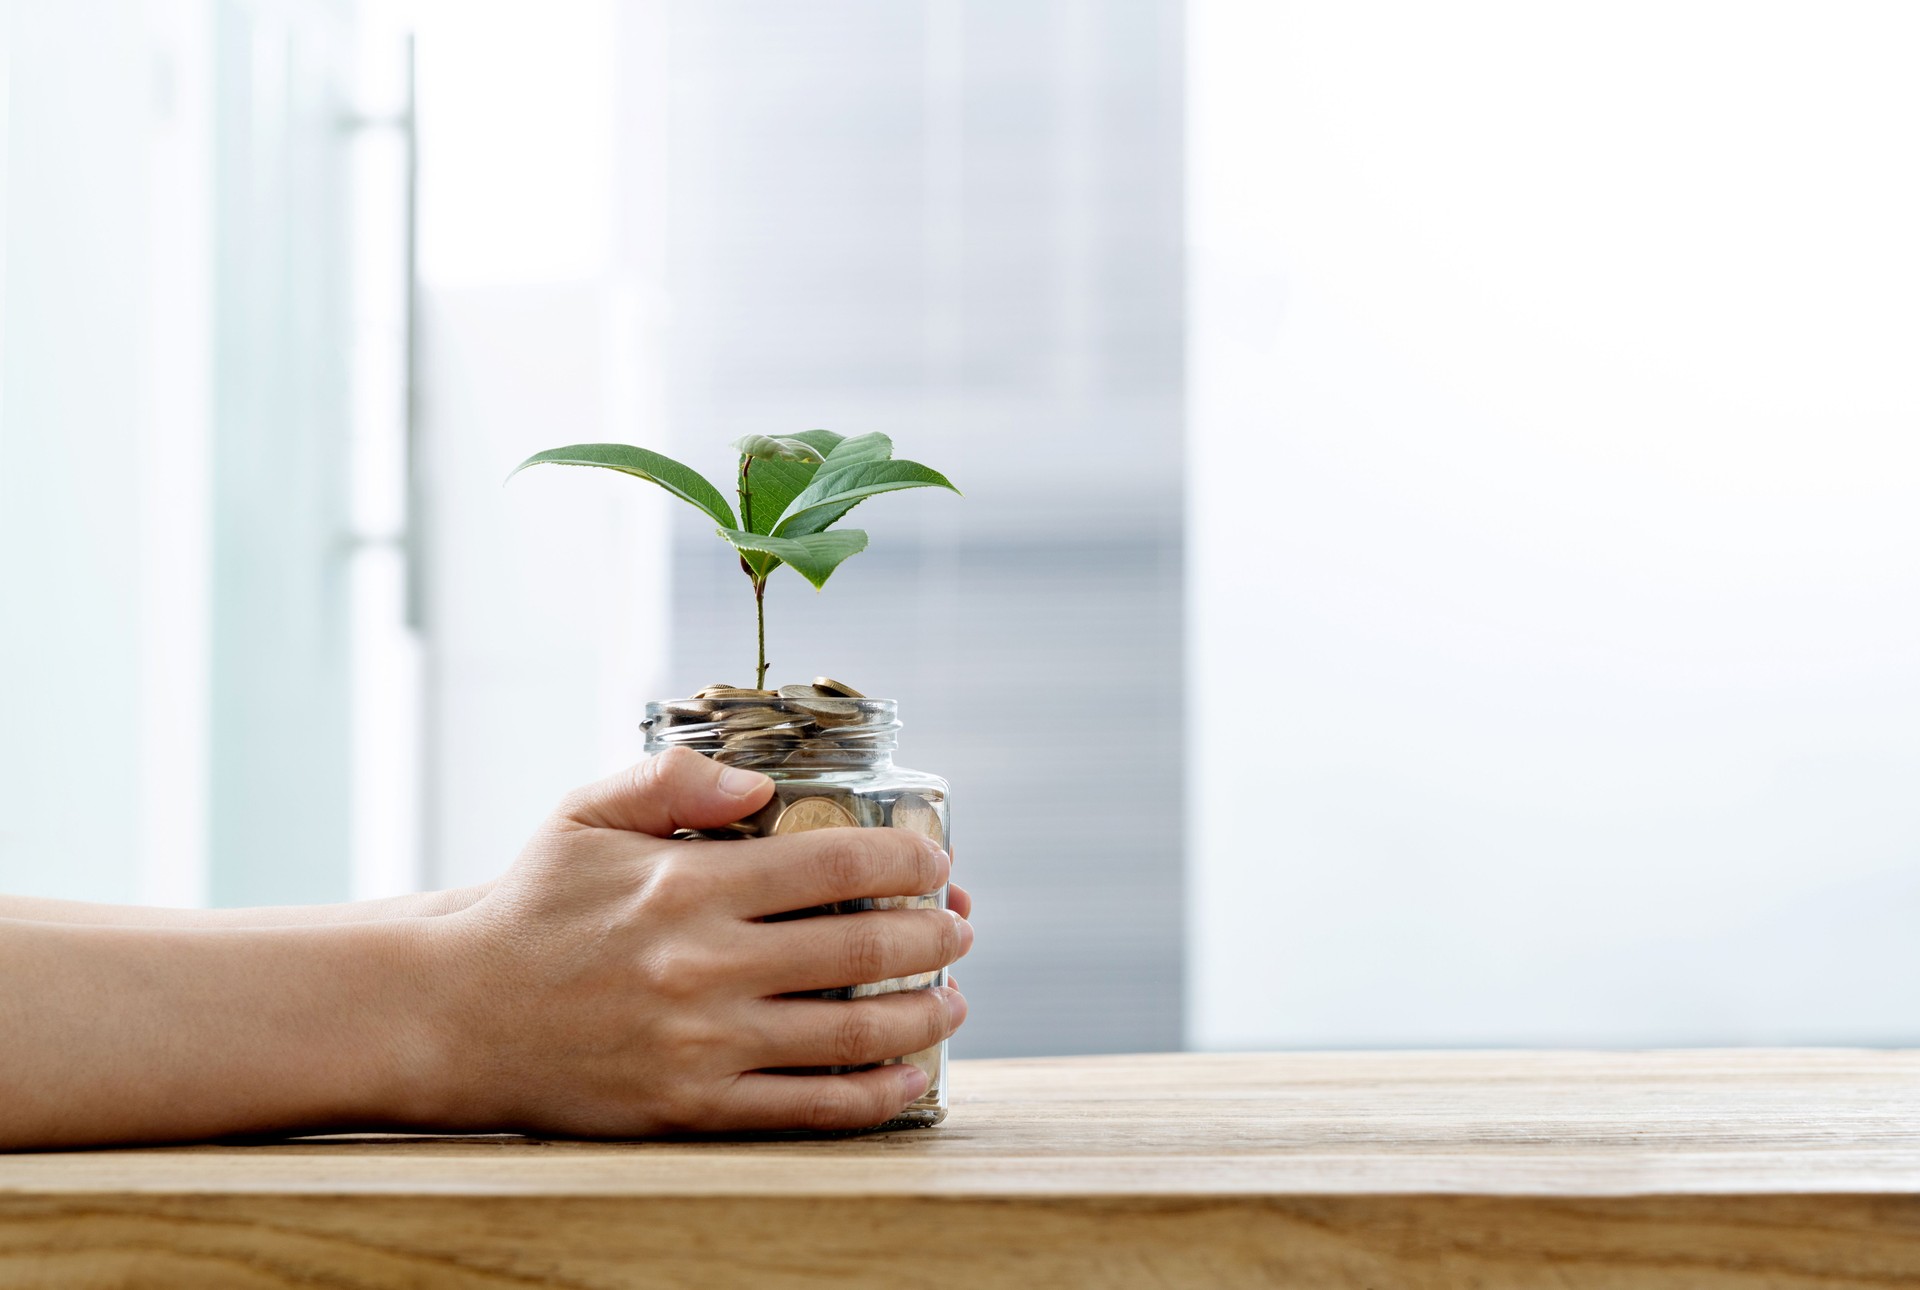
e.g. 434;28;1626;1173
3;1051;1918;1287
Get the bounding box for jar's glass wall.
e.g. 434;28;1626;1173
644;695;951;1129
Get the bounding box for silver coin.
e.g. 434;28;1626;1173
717;706;797;731
889;793;945;849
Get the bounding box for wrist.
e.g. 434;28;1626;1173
370;912;494;1132
343;914;468;1131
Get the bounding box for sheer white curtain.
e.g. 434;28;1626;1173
1;0;217;907
1;0;384;910
405;0;672;892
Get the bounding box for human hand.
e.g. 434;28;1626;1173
415;748;972;1136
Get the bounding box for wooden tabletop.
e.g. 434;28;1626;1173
4;1050;1918;1288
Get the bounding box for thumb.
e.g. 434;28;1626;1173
561;746;775;837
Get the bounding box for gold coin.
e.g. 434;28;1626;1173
811;676;866;698
769;795;859;834
890;793;945;848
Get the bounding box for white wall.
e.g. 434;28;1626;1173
1188;1;1920;1048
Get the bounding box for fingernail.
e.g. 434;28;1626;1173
718;766;769;797
897;1063;931;1098
944;986;969;1026
948;910;974;953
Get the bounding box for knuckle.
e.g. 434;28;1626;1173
652;1013;725;1082
658;1011;728;1061
795;1081;867;1132
831;1005;887;1065
632;948;680;999
638;942;718;1002
817;830;883;894
643;747;695;789
553;786;595;824
648;1081;712;1133
838;917;893;985
645;850;708;912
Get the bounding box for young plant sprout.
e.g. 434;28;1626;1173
510;432;958;688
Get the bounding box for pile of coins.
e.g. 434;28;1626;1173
648;678;879;775
645;679;885;843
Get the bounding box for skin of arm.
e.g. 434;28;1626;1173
0;885;493;928
0;748;973;1150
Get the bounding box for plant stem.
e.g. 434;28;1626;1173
753;578;768;689
739;454;767;686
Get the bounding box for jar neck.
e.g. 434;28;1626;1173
643;696;900;773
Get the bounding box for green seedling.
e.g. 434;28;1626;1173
510;432;959;688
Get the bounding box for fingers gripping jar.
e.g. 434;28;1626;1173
642;689;952;1129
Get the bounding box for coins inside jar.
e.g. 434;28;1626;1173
645;679;891;770
643;680;947;1125
770;794;859;834
888;792;945;848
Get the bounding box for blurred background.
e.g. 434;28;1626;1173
2;0;1915;1057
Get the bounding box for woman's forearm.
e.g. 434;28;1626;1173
0;751;974;1149
0;885;491;929
0;916;450;1149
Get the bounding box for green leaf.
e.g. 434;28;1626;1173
731;434;825;464
741;457;818;536
774;459;960;538
815;431;894;472
785;429;847;459
736;430;850;538
718;527;870;589
509;444;735;528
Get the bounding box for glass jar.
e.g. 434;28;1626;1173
641;693;951;1130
